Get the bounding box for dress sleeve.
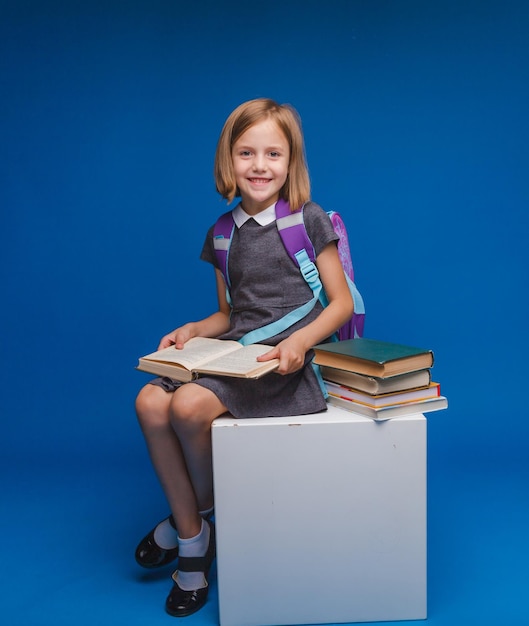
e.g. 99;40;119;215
199;224;218;267
302;201;339;257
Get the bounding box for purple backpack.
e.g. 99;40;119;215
213;199;365;345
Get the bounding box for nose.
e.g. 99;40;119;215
252;154;267;172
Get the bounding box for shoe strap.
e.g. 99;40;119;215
177;554;210;573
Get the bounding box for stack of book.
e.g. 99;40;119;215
313;337;448;421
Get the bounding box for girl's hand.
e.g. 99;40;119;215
158;323;196;350
256;335;307;375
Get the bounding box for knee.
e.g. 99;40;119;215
168;387;211;435
135;384;171;432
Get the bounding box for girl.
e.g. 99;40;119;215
134;97;354;617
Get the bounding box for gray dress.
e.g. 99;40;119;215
157;201;339;418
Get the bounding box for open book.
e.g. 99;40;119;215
137;337;279;382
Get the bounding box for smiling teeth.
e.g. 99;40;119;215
249;178;269;183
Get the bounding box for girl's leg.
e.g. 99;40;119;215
136;382;226;538
135;384;200;535
136;382;226;616
167;382;227;538
162;383;225;616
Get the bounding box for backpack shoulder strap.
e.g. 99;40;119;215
274;198;315;264
213;210;235;288
274;199;322;301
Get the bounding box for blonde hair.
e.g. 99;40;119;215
214;98;311;211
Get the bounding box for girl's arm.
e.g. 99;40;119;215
158;269;232;349
258;242;354;374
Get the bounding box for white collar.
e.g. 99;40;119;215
232;202;276;228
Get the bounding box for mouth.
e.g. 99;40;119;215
248;178;271;185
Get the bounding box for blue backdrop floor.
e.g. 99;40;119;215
2;450;528;626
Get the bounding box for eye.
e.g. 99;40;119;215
269;151;280;158
239;150;252;157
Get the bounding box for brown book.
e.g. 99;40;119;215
325;381;441;408
313;338;434;378
137;337;279;382
319;365;432;395
327;394;448;421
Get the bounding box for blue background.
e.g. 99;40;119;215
1;1;528;625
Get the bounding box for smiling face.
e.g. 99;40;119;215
231;118;290;215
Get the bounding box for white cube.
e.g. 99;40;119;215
211;404;427;626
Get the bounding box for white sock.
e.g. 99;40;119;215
199;505;214;519
175;519;210;591
153;509;212;550
153;517;179;550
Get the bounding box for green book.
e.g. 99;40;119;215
313;338;434;378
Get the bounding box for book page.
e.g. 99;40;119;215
197;343;278;377
141;337;242;370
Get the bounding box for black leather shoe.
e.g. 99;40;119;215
165;520;216;618
135;516;179;569
165;582;209;618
